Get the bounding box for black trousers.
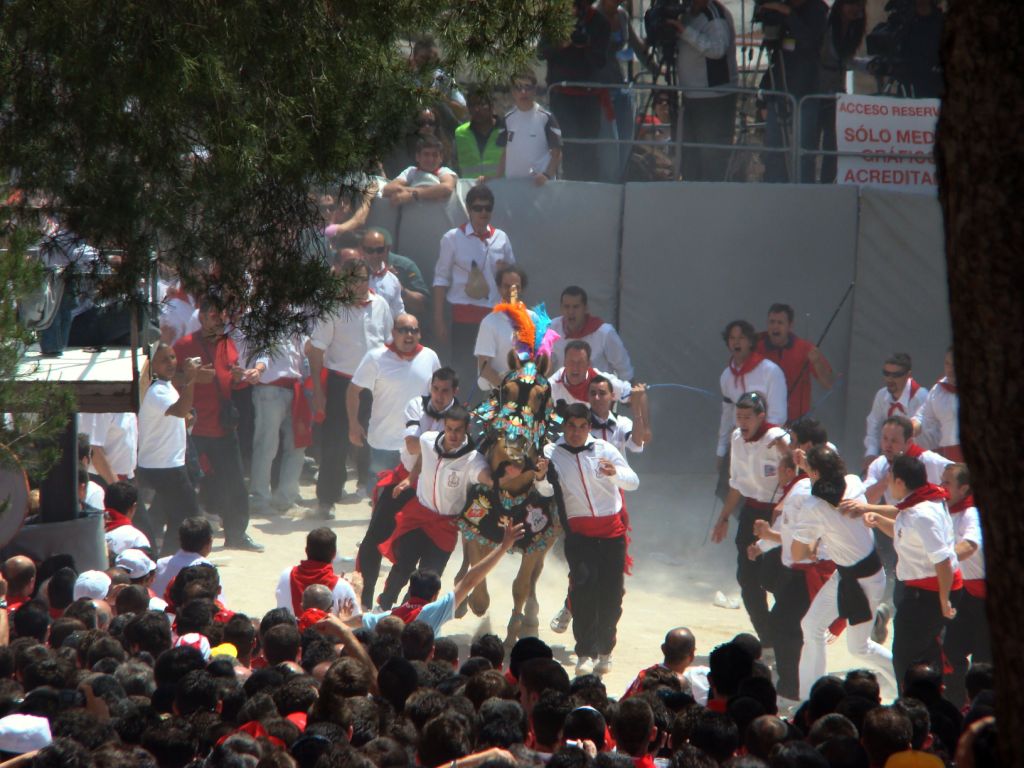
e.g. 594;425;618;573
736;503;774;644
549;91;603;182
451;321;481;404
316;373;370;506
193;433;250;543
770;565;812;700
893;584;962;694
378;529;453;610
135;465;200;556
232;387;255;476
681;95;737;182
943;590;991;707
565;533;626;658
357;483;415;608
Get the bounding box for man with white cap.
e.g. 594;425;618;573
0;713;51;757
73;570;111;602
114;549;157;593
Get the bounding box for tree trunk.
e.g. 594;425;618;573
936;2;1024;763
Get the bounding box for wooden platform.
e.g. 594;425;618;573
13;346;145;413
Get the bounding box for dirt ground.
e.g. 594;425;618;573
214;471;897;701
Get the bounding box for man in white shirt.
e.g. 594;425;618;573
375;407;491;610
249;335;309;515
136;344;204;555
355;368;461;609
550;340;631;408
474;265;532;391
535;402;639;677
863;352;929;470
275;528;361;617
381;136;458;206
81;412;137;487
711;392;790;646
550;286;634;381
152;517;216;599
103;481;151;557
348;314;440;475
497;71;562;184
308;258;393;519
913;347;961;461
358;229;405;320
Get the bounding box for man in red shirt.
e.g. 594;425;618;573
756;303;834;423
174;295;264;552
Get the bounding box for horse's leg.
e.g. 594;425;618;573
465;539;492;617
523;546;548;631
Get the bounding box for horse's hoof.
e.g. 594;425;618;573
454;599;469;619
470;601;489;617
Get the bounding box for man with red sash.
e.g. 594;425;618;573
756;303;834;422
103;480;151;556
863;454;961;693
550;286;634;381
913;347;962;461
940;463;988;706
711;392;789;648
549;340;631;408
863;352;929;471
535;402;640;678
275;528;360;617
375;406;490;610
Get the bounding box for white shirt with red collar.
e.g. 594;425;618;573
893;496;958;583
949;497;984;583
417;431;488;517
473;308;537;391
309;293;393;376
728;424;790;504
913;378;959;451
400;395;459;470
864;378;929;456
352;344;441;451
550;315;635;382
792;475;875;568
370;268;405;321
535;436;639;531
589;411;643;460
717;357;787;457
550;366;631;407
433;224;515;309
866;448;952;505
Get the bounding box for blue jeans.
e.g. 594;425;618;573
250;385;305;509
38;285;76;355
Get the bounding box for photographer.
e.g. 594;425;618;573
758;0;829;183
814;0;866;182
539;0;611;182
900;0;943;98
665;0;738;181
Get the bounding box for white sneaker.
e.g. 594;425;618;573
550;604;572;634
594;654;613;676
575;656;595;676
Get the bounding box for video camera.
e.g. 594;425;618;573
751;0;786;45
644;0;695;58
865;0;913;78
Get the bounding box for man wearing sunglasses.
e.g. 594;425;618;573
862;352;928;471
358;229;405;321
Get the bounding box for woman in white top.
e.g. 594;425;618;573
791;445;896;700
136;343;205;555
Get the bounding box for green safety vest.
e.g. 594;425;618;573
454;122;502;178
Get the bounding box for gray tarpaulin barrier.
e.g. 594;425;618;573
618;183;860;473
841;187;950;462
393;190;469;280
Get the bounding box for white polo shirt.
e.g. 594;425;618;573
137;380;186;469
951;504;984;581
401;396;458;470
913;379;958;450
792;475;876;568
864;379;929;456
894;499;958;582
500;104;562;178
550;317;635;382
434;225;515;309
83;412;138;479
866;450;952;505
351;346;441;450
274;567;362;617
473;309;539;391
535;437;639;521
395;166;457;185
717;358;787;457
728;425;789;504
370;269;405;321
309;294;393;376
417;431;488;516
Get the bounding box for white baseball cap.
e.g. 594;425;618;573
0;714;52;754
114;549;156;580
73;570;112;601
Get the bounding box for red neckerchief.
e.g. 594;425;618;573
895;483;950;511
562;368;597;402
633;755;656;768
462;223;496;242
938;377;957;394
949;494;975;514
386;342;424;361
298;607;329;632
391;595;430;624
289;561;339;615
564;315;604;339
221;722;286;750
778;475;800;501
887;378;922;416
729;352;765;391
163;285;191;304
904;442;925;459
7;595;30;614
104;508;134;532
743;421;776;443
213;607;235;624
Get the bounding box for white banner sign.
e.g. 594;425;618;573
835;94;940;195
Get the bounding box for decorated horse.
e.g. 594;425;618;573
455;291;564;646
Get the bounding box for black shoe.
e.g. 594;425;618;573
313;504;335;521
224;535;265;553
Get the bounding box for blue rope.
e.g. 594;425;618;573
646;383;722;401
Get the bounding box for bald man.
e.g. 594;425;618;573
301;583;335;613
348;313;441;476
622;627;709;705
2;556;37;613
